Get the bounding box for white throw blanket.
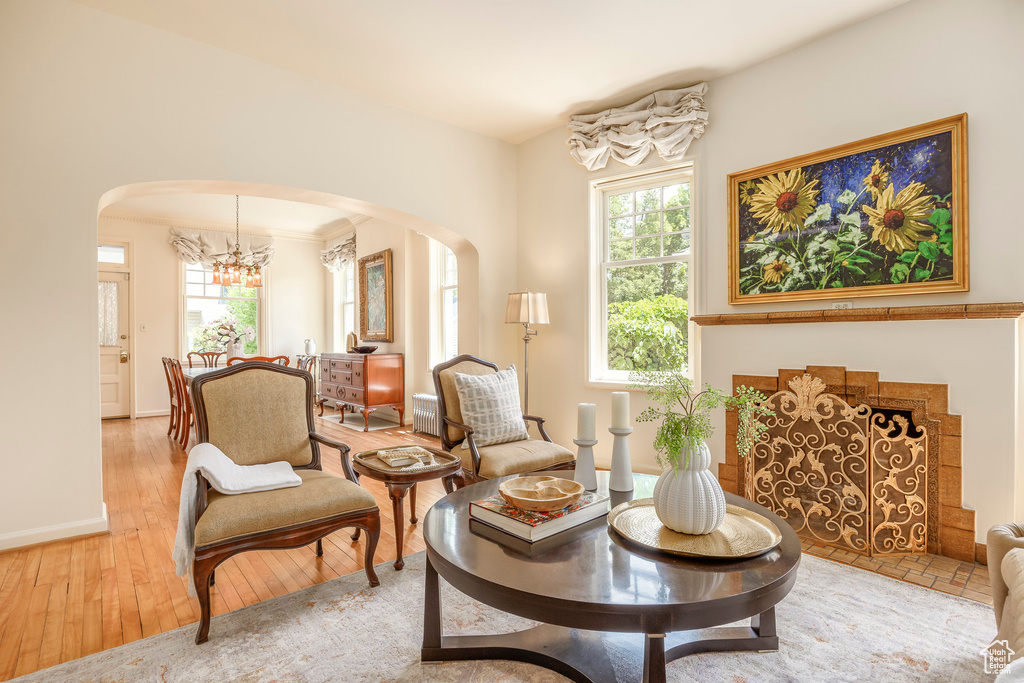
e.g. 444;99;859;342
172;443;302;595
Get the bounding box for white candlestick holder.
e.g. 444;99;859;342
572;437;598;491
608;427;634;492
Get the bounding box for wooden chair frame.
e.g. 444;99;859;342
227;355;290;366
431;354;573;484
161;357;180;439
168;358;193;450
188;351;226;368
189;362;380;644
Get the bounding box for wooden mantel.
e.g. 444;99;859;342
690;302;1024;326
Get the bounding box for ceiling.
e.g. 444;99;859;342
73;0;909;143
104;193;358;237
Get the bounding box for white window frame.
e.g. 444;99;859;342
587;164;697;387
180;261;268;357
428;240;458;368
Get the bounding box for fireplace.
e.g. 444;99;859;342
720;366;977;563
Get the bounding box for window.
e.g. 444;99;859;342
340;259;356;344
98;244;125;264
429;240;458;366
183;262;261;354
589;167;694;384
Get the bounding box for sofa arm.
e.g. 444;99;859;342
989;523;1024;627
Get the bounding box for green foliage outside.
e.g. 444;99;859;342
188;285;258;354
607;262;688;372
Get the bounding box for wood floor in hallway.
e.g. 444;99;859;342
0;414;443;681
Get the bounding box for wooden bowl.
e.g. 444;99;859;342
498;476;585;513
352;345;378;354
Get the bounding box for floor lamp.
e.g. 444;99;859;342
505;290;549;416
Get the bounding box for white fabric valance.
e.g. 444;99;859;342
169;228;275;268
567;82;709;171
321;235;356;273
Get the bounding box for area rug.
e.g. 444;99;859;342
320;410;399;432
15;552;994;682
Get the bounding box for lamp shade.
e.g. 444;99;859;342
505;291;549;325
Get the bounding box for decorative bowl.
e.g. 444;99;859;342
498;476;585;512
352;346;378;354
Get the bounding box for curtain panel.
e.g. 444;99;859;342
321;234;356;273
168;228;275;268
567;82;709;171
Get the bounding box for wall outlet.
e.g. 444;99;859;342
831;301;854;310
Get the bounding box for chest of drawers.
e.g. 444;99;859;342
320;352;404;431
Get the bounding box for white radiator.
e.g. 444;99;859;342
412;393;442;437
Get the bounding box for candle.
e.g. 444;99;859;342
577;403;596;441
611;392;630;429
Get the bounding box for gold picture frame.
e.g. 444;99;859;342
358;249;394;342
728;114;968;304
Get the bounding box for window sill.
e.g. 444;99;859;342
584;378;646;392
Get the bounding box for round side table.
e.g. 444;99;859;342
352;446;464;569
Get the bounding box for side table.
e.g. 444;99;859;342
352;446;464;569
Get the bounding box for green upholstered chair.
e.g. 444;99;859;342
431;354;574;484
189;361;381;644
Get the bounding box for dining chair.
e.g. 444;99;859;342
188;351;226;368
188;362;380;643
431;354;575;485
169;358;194;450
161;357;180;438
227;355;290;366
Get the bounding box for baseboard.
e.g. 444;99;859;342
135;409;171;418
0;503;108;552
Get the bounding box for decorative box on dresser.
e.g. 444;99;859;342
320;352;405;431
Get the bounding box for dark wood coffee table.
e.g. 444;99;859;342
351;446;464;570
421;471;801;683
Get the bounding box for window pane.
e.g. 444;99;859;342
606;262;689;372
609;240;633;262
186;269;205;284
664;208;690;233
98;281;119;346
186;297;259;354
664;183;691;208
635;212;660;236
664;232;691;255
98;245;125;264
635;235;660;258
445;248;458;285
443;287;458;360
186;282;205;296
609;216;633;239
608;192;633;217
636;188;660;212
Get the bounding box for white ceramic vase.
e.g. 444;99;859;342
228;340;244;358
304;338;317;356
652;440;726;535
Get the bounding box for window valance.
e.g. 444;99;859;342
321;234;357;273
567;82;708;171
169;228;275;268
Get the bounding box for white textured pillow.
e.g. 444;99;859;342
454;365;528;449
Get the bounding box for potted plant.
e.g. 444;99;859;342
633;368;772;534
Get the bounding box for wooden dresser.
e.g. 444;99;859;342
320;352;404;431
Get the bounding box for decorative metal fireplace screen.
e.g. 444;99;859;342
746;374;928;556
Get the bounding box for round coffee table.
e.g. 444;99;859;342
421;471;801;683
352;446;464;570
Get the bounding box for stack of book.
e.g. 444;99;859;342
469;491;610;542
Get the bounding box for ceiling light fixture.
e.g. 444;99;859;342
211;195;262;288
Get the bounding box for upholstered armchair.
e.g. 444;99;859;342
990;524;1024;630
432;354;575;484
189;362;381;644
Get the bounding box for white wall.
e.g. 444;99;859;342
516;0;1024;542
0;0;518;549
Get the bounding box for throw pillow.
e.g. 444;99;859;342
454;365;529;449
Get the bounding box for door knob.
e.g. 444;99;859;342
120;351;129;363
120;334;127;340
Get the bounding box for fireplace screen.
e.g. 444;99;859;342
745;374;928;556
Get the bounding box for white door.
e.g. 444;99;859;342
99;271;130;419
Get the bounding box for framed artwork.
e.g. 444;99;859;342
728;114;968;304
358;249;394;342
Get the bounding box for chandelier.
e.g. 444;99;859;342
211;195;263;288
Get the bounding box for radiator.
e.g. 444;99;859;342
412;393;442;437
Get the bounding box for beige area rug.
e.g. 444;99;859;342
15;552;994;682
320;410;399;432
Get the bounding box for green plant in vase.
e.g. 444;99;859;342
632;368;773;534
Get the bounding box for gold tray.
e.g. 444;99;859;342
608;498;782;559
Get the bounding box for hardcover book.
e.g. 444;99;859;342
469;492;610;542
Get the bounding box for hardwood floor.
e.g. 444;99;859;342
0;413;445;681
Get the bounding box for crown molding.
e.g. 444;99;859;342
102;211;364;244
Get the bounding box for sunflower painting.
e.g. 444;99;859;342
728;114;968;304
